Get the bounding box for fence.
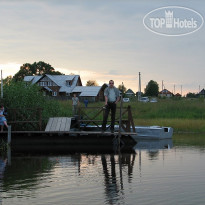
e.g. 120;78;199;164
7;108;43;131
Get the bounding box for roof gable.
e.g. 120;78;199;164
126;89;135;94
199;89;205;95
159;89;172;94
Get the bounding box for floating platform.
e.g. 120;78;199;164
0;130;137;147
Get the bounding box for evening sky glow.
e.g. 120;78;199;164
0;0;204;95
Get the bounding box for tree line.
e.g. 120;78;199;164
4;60;164;97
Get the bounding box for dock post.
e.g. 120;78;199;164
118;83;123;146
7;125;11;145
7;144;11;166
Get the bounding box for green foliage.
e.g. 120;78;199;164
13;61;64;81
86;80;99;86
118;84;127;97
186;92;197;98
2;81;60;130
144;80;159;97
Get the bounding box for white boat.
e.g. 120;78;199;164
79;124;173;140
130;125;173;140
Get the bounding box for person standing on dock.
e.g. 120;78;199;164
72;93;79;116
0;105;8;132
102;80;120;132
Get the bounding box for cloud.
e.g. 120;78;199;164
0;0;205;95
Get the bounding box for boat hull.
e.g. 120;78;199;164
131;126;173;140
80;125;173;140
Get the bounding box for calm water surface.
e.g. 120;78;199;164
1;134;205;205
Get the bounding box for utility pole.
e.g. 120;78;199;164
138;72;141;101
181;85;182;96
1;70;3;99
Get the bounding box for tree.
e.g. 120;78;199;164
3;75;13;85
118;84;127;97
144;80;159;96
86;80;98;86
13;61;64;81
186;92;197;98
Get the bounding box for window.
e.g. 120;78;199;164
48;81;52;86
66;80;71;86
52;91;57;96
39;81;47;86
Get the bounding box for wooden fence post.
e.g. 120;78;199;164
128;105;135;132
38;108;42;131
7;125;11;144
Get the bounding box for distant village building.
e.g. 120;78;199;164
158;89;173;98
175;93;181;97
125;89;135;97
199;88;205;97
24;74;107;101
72;83;107;102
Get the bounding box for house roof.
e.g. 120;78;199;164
199;89;205;95
73;86;102;97
125;89;135;95
24;76;41;84
23;74;81;93
44;86;53;92
159;89;172;94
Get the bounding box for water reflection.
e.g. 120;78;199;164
0;154;8;205
0;138;174;205
2;135;205;205
134;139;173;160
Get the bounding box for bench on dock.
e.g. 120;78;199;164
45;117;71;132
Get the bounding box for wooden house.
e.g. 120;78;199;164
72;83;108;102
199;89;205;97
125;89;135;97
158;89;173;98
24;75;107;101
175;93;181;97
24;74;82;97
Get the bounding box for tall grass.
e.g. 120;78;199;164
132;99;205;119
57;98;205;132
3;82;205;133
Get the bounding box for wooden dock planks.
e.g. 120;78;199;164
45;117;71;132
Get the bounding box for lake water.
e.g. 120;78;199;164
1;134;205;205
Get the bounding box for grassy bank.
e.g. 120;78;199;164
173;133;205;147
134;118;205;133
58;98;205;133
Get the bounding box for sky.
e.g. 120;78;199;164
0;0;204;95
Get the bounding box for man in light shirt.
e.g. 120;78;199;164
102;80;120;133
72;93;79;116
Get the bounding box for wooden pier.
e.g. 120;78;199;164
0;105;137;151
0;131;136;150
